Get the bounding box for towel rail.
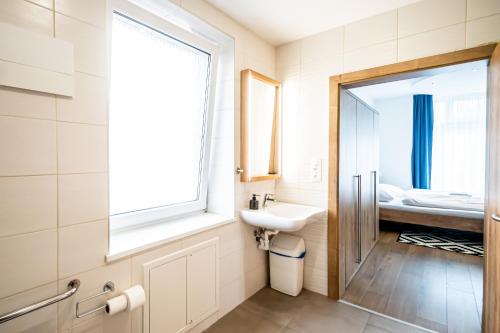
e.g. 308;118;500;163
0;279;80;325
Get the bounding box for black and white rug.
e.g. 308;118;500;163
397;230;484;257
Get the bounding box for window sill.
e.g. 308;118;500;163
106;212;236;262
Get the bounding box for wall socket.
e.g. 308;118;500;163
310;158;322;182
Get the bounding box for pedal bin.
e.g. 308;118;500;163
269;233;306;296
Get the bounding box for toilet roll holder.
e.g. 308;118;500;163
76;281;115;318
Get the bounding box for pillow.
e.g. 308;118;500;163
379;184;405;202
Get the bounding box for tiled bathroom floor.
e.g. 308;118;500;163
204;287;430;333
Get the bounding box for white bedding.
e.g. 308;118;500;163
378;187;484;218
402;189;484;212
379;198;484;219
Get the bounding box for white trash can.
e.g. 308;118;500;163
269;233;306;296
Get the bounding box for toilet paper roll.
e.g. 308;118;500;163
105;295;128;316
123;285;146;311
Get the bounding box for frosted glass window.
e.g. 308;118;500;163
109;12;214;220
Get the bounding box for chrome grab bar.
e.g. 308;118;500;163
492;214;500;222
0;279;80;324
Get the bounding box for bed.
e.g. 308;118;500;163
379;186;485;233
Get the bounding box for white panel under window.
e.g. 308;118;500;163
109;10;216;225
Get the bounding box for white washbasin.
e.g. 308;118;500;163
240;202;325;232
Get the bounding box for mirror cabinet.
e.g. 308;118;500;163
240;69;281;182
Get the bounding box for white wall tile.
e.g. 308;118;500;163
220;249;244;286
55;0;107;28
398;24;466;61
303;240;328;272
218;221;254;257
58;173;108;227
0;86;55;120
300;27;344;62
55;14;106;77
243;264;267;298
181;228;218;249
467;0;500;20
343;40;397;73
0;116;56;176
0;230;57;298
0;175;56;237
26;0;54;10
466;14;500;47
0;0;53;35
57;72;107;125
218;277;245;318
58;220;108;278
65;311;131;333
303;266;328;295
344;11;396;52
398;0;466;37
0;282;58;333
301;54;343;80
57;123;107;174
243;244;267;273
58;260;131;330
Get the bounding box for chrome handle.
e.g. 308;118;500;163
492;214;500;222
354;175;362;263
372;170;377;241
358;174;362;263
0;279;80;324
235;167;244;174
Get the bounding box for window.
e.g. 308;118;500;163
109;3;218;228
431;93;487;195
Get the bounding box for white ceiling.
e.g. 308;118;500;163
205;0;422;45
350;60;488;106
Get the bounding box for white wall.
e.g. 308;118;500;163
276;0;500;296
373;95;413;189
0;1;276;332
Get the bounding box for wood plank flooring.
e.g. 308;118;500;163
343;225;483;333
204;287;430;333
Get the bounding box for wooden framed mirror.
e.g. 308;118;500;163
240;69;281;182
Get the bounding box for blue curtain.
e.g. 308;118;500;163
411;94;434;189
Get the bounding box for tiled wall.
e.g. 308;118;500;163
0;0;275;332
276;0;500;295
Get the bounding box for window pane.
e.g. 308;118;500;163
431;93;487;195
109;13;211;216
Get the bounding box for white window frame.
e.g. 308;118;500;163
108;0;219;230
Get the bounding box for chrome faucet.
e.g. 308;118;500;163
263;193;275;208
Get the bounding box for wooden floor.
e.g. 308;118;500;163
204;287;429;333
343;225;483;333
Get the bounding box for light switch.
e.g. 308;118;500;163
310;158;322;182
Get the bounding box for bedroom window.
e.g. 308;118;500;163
431;93;487;195
109;5;218;229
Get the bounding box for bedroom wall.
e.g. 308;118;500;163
0;0;275;332
276;0;500;296
374;95;413;190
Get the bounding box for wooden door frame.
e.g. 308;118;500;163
328;44;497;300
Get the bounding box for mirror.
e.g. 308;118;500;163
240;69;281;182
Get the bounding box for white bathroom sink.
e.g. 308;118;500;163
240;202;325;232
